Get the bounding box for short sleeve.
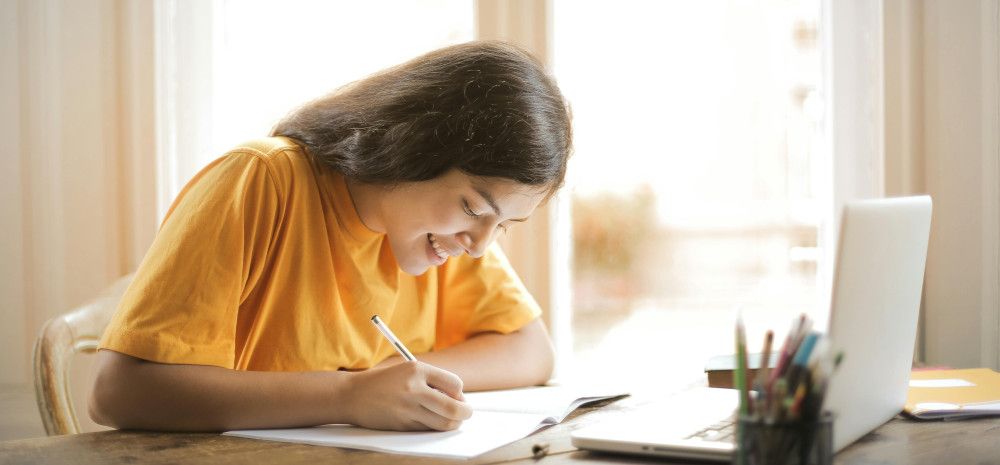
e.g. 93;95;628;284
434;243;542;350
99;152;281;368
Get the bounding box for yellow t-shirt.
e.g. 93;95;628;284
99;137;541;371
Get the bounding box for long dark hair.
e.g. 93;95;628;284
272;40;572;195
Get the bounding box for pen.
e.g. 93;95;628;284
770;378;787;421
735;313;750;416
789;383;808;419
531;442;550;458
786;332;819;393
769;315;802;385
734;313;749;465
371;315;417;362
754;330;774;416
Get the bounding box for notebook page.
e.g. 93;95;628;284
463;386;626;423
224;385;628;458
225;410;548;460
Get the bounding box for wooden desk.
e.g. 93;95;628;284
3;396;999;465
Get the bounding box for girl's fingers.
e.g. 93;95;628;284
412;404;464;431
423;365;465;401
418;387;473;421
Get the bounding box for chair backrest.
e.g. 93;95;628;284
33;274;134;435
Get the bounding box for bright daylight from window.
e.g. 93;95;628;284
210;0;824;392
208;0;473;165
554;0;824;390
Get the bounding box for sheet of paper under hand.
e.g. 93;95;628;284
223;386;627;459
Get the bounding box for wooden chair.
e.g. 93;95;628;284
33;274;134;435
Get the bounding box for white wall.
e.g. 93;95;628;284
920;0;1000;369
0;0;28;385
882;0;999;369
802;0;998;369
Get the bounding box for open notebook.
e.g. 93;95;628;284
224;386;627;459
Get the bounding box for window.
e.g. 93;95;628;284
211;0;473;156
160;1;834;384
162;0;474;204
553;0;824;388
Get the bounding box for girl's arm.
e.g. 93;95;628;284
89;350;472;432
380;319;555;392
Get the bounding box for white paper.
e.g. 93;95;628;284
909;378;975;388
226;410;548;460
224;386;626;459
463;385;624;423
913;402;960;412
961;401;1000;412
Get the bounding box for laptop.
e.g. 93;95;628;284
571;196;933;461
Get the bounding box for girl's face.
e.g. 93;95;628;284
350;170;546;276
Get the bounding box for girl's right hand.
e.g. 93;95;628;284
343;361;473;431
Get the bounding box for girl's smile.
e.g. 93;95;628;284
427;233;450;265
347;169;546;275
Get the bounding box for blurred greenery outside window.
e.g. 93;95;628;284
555;0;823;387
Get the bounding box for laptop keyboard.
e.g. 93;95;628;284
684;414;736;443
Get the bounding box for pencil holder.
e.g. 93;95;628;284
734;412;833;465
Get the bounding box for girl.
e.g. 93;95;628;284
89;40;572;433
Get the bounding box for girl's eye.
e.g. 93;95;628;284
463;200;483;218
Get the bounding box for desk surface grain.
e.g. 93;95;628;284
2;398;999;465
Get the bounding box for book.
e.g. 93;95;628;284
223;386;627;459
904;368;1000;420
704;352;781;389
